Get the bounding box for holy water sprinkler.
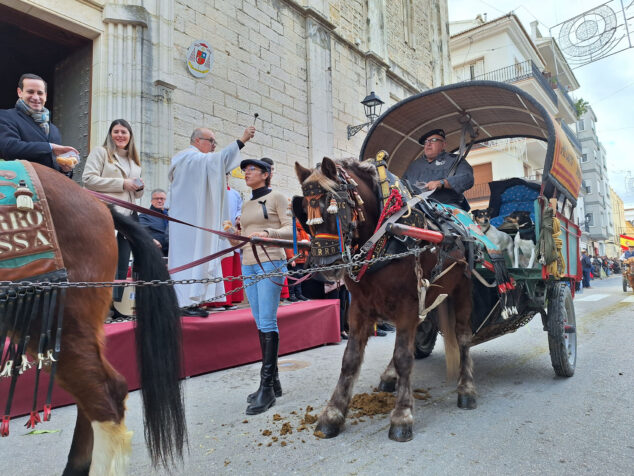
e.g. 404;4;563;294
252;112;259;125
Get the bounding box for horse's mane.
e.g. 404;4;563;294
338;158;378;188
304;158;378;191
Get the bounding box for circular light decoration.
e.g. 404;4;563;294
186;40;214;78
557;5;620;66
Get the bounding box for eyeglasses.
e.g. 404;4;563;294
424;138;445;145
200;137;217;146
242;166;262;173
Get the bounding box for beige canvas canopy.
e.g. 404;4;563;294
359;81;581;206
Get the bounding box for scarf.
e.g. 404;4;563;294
15;98;50;136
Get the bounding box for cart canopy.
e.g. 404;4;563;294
360;81;581;206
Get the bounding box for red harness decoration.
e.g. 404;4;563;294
355;188;404;281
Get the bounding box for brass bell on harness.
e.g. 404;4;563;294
14;180;34;211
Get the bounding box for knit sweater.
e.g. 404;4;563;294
240;189;292;265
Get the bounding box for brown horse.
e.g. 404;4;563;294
4;164;185;475
295;157;475;442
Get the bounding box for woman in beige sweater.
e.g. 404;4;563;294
240;158;292;415
83;119;144;307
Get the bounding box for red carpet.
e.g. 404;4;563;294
2;300;340;418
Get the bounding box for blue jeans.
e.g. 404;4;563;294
242;260;287;333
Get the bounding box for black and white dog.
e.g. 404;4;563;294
502;211;536;268
472;209;536;268
472;208;514;266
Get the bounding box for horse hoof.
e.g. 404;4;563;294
315;421;341;439
388;423;413;442
378;379;396;393
457;394;477;409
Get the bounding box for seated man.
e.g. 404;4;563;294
402;128;474;210
138;188;169;256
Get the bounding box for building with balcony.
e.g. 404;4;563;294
578;106;614;256
449;14;580;212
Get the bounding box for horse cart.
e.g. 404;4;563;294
360;81;582;377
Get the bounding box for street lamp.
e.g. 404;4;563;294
584;213;592;233
347;91;384;140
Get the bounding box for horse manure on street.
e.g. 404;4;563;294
349;391;396;417
252;406;320;447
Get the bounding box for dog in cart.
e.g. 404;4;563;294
472;209;536;268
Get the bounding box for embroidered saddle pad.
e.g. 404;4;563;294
0;160;65;280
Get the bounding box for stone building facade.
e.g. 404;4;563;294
1;0;451;200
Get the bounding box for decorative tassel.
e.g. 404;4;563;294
327;198;338;214
37;352;45;370
25;411;41;429
42;403;51;421
45;349;57;363
306;196;324;225
42;404;52;422
354;192;364;206
0;360;13;378
14;180;34;211
1;416;10;437
19;354;33;374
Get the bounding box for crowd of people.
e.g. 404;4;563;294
580;248;633;289
0;72;368;416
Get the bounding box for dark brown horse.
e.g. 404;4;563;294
4;164;185;475
295;157;475;442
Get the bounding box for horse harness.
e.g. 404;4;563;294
295;152;518;321
0;160;68;436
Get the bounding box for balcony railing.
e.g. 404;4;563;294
559;120;582;152
554;78;577;114
473;60;558;107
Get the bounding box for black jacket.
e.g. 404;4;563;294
139;206;169;256
0;108;62;171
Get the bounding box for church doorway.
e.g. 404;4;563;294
0;3;93;173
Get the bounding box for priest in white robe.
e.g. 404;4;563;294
168;126;256;309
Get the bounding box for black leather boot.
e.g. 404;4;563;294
246;331;265;403
246;332;278;415
247;331;282;403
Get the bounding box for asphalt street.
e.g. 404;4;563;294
1;275;632;475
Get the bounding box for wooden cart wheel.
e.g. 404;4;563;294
414;317;438;359
546;282;577;377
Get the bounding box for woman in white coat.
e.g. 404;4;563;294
83;119;144;309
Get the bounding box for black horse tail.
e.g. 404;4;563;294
110;209;187;468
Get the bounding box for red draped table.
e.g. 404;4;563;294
1;300;340;417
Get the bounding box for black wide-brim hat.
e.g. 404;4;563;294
418;128;446;145
240;158;271;173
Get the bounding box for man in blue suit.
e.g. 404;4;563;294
0;73;77;173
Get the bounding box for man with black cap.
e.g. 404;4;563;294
403;128;474;210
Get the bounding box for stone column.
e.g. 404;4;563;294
99;3;149;136
365;0;389;111
430;0;451;87
367;0;388;59
96;0;176;200
305;11;334;166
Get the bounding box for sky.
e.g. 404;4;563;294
448;0;634;204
